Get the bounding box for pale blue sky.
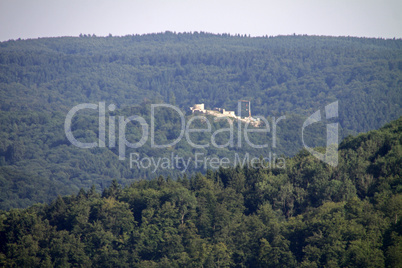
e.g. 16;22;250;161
0;0;401;41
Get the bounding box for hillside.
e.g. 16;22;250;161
0;33;401;209
1;33;401;129
0;117;400;267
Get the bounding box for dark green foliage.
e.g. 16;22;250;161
1;33;401;209
0;117;401;267
1;33;400;132
0;32;401;265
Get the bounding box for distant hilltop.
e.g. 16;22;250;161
189;103;261;127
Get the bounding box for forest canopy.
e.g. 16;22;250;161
0;32;401;209
0;116;401;267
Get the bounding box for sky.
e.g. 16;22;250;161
0;0;401;41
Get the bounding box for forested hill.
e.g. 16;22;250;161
1;33;401;132
0;33;401;209
0;117;401;267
